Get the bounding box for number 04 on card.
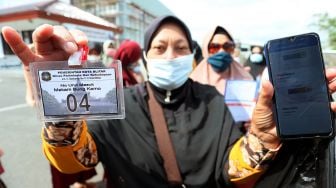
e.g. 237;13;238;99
30;60;125;122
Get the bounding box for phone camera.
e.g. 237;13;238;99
289;37;296;42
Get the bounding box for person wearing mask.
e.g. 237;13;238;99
190;26;253;95
114;39;143;87
102;40;117;65
87;44;103;62
244;45;267;80
2;16;336;188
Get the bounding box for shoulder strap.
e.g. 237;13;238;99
146;83;183;185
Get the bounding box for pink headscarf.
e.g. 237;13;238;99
190;26;253;95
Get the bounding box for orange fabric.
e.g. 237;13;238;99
229;138;264;188
42;121;95;174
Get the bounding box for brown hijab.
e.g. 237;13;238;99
190;26;253;95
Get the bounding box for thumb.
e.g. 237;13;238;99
252;79;275;129
251;79;279;148
257;80;274;107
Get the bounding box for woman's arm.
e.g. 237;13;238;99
228;133;281;188
42;121;99;173
228;80;281;187
1;25;94;173
228;68;336;187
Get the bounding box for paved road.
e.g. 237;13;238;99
0;68;103;188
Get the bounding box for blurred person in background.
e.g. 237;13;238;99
114;39;143;87
244;45;267;80
190;26;253;95
102;40;117;65
232;46;247;65
87;44;103;62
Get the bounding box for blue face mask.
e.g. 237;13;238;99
128;64;141;73
146;54;194;90
207;51;233;72
250;53;263;63
132;65;141;73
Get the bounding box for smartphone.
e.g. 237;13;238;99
264;33;334;139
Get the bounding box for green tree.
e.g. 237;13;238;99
316;13;336;49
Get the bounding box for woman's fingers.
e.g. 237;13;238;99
331;102;336;112
33;25;78;56
257;80;274;107
326;68;336;93
32;25;86;61
50;25;78;54
1;26;37;66
69;29;88;46
2;25;89;68
32;24;55;55
251;80;279;149
251;80;275;129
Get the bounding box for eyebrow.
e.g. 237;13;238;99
153;38;188;44
175;39;189;45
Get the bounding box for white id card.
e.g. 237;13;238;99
30;60;125;121
224;80;259;122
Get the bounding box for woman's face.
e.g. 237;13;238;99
252;46;262;54
208;34;235;55
147;23;191;59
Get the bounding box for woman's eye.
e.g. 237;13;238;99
176;46;189;53
153;45;163;50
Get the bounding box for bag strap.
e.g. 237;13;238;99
146;83;183;185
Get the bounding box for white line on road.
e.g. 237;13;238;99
0;103;29;112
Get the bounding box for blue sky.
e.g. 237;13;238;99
159;0;336;49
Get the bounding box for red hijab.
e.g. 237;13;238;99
114;40;141;86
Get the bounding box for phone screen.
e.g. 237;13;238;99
266;33;333;138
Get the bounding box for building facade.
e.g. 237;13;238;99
71;0;173;46
0;0;122;66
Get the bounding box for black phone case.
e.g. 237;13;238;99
264;33;334;140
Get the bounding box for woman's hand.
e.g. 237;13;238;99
250;67;336;149
326;68;336;111
2;25;88;106
1;24;88;69
249;80;279;149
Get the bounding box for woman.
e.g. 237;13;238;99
114;39;143;87
2;16;336;188
244;45;267;80
190;26;253;95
